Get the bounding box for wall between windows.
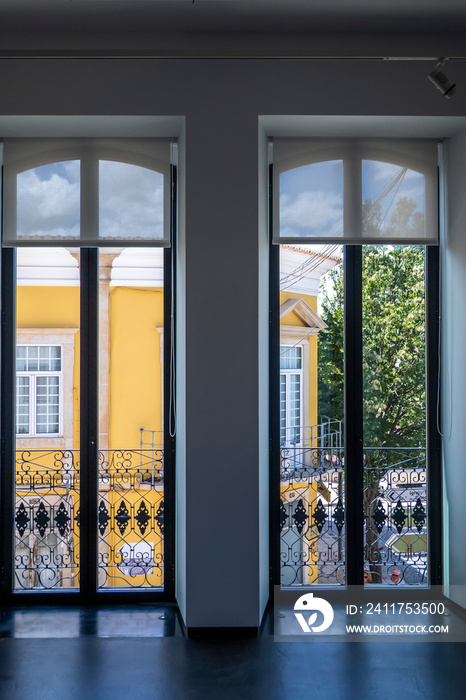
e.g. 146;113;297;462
1;57;466;627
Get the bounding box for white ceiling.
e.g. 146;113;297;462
1;0;466;34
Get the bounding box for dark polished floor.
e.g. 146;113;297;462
0;605;465;700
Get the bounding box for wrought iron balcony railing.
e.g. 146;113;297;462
14;448;164;591
280;435;427;587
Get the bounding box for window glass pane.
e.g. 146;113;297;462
279;160;344;239
19;345;62;372
274;140;437;244
280;374;286;446
4;139;172;247
37;345;61;371
38;346;49;371
51;346;61;371
362;161;426;240
27;346;39;371
280;244;345;586
16;346;27;371
99;161;164;242
97;247;165;590
35;376;59;434
15;248;80;591
362;245;427;586
280;346;302;370
16;376;30;435
289;374;301;445
16;161;80;242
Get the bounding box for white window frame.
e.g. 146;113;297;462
16;329;78;448
280;343;304;447
16;347;62;437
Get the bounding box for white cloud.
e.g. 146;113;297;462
99;161;164;240
280;190;343;237
369;160;422;183
17;165;80;239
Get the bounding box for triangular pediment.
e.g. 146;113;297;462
280;298;327;332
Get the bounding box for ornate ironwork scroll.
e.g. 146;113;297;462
364;447;427;585
14;449;80;590
14;446;165;591
97;449;164;589
280;439;428;587
280;435;345;587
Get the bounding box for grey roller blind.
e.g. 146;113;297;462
2;138;173;247
273;138;438;245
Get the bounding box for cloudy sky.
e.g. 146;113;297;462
16;159;164;242
279;158;425;239
280;160;344;239
362;160;425;228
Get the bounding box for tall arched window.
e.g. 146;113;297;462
272;138;440;590
1;138;176;601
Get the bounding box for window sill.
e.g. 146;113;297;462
15;437;67;450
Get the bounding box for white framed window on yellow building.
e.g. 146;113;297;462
280;344;303;447
16;345;62;437
15;329;78;449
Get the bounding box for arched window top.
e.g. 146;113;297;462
273;138;439;245
2;138;173;247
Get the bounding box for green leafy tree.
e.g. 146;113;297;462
318;197;426;581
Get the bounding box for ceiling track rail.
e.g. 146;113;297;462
0;52;466;61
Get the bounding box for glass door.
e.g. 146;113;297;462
97;248;166;590
272;141;441;589
1;138;175;602
14;248;81;590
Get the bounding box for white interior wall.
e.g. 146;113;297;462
2;57;466;626
257;121;269;621
442;131;466;608
175;124;187;621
